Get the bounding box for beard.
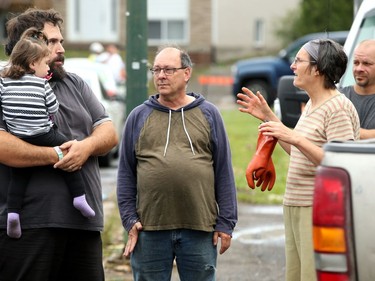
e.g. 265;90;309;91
48;54;67;82
355;76;369;88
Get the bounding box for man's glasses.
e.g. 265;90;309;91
150;67;187;76
292;57;316;65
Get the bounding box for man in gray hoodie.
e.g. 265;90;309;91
117;45;238;281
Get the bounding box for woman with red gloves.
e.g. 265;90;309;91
237;39;360;281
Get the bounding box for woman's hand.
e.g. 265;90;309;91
237;87;276;122
258;121;295;144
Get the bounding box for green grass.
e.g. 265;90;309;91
220;108;289;205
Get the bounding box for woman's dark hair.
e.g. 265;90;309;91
4;8;63;56
307;39;348;89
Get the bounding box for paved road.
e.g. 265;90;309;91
212;203;285;281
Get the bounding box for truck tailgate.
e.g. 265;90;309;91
322;141;375;280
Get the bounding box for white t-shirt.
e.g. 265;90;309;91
97;52;125;84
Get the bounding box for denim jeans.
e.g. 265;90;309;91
131;229;217;281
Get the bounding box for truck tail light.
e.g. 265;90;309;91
313;166;355;281
313;226;346;253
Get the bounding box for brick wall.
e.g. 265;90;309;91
188;0;212;64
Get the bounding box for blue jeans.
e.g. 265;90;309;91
131;229;217;281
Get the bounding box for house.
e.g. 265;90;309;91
0;0;300;64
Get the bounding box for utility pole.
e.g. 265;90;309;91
126;0;148;116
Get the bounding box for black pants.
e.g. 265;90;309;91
0;228;104;281
7;127;86;212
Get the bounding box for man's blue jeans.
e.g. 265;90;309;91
131;229;217;281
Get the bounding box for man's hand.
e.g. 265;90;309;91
53;140;90;171
213;231;232;254
123;222;143;258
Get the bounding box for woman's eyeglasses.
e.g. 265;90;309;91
292;57;316;65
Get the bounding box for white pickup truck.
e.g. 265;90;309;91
313;140;375;281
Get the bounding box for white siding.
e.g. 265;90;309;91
212;0;301;58
148;0;188;19
66;0;120;42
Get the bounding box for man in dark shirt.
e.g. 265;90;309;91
0;8;118;281
341;39;375;138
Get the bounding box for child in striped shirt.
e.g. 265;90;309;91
0;27;95;239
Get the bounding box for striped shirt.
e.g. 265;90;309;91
283;94;360;207
0;74;58;137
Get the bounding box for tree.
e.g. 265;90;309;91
275;0;353;46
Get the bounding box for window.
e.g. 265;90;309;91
148;20;186;43
254;19;265;47
148;0;189;45
148;21;161;40
341;14;375;87
67;0;119;42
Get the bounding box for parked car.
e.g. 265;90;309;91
64;58;126;167
64;58;126;100
231;31;349;106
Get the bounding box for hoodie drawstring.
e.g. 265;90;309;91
163;110;172;157
163;108;195;157
181;108;195;155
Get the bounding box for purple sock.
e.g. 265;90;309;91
7;212;21;239
73;194;95;218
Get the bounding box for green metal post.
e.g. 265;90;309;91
126;0;148;116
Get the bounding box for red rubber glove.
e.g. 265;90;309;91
245;132;277;190
255;157;276;191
